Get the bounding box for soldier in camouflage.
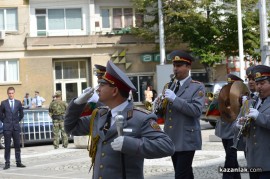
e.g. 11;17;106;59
49;91;68;149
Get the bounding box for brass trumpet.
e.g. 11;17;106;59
231;95;258;150
152;74;176;116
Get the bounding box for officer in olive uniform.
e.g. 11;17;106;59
162;50;205;179
64;60;175;179
240;65;270;179
49;91;68;149
216;74;243;179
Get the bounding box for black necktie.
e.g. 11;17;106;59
257;98;265;110
103;111;112;135
250;93;254;98
174;81;180;93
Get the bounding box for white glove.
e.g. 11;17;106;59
242;96;248;105
246;108;259;120
88;92;99;103
111;136;124;151
164;89;176;102
74;87;94;105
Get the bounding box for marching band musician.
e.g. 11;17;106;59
64;60;175;179
234;65;258;156
237;65;270;179
162;50;205;179
215;74;242;179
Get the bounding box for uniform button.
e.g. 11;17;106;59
254;142;257;145
253;127;256;129
169;102;173;105
100;165;103;169
101;153;105;157
169;110;172;113
103;142;107;145
169;117;172;120
191;129;194;132
99;177;102;179
253;135;256;137
169;126;172;128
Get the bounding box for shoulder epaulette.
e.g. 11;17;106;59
134;106;151;114
191;80;201;84
97;106;109;117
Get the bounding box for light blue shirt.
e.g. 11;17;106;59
110;100;129;126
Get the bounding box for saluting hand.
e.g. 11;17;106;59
164;89;176;102
74;87;94;105
246;108;259;120
111;136;124;151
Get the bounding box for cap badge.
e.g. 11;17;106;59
255;72;261;79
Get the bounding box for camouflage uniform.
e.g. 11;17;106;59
49;96;68;149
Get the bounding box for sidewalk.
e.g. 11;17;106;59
0;128;249;179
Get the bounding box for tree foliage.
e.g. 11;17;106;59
131;0;260;69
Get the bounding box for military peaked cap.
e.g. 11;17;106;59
227;74;243;84
101;60;136;93
246;65;256;79
169;50;194;65
253;65;270;82
94;64;106;77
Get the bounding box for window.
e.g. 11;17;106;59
101;7;143;30
0;59;19;82
128;75;154;102
35;8;82;36
55;60;86;80
0;8;18;31
54;59;88;103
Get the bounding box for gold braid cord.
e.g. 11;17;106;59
87;108;100;172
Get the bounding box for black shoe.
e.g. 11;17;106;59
16;163;26;168
3;164;10;170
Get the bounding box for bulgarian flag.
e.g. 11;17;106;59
205;99;220;116
80;102;97;117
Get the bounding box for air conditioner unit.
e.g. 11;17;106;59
0;31;5;40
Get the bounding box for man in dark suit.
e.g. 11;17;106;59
0;86;26;169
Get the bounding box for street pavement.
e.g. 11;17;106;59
0;121;249;179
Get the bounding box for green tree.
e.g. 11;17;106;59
131;0;260;81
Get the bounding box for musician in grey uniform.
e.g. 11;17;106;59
162;50;205;179
239;65;270;179
234;66;258;156
215;74;242;179
65;60;175;179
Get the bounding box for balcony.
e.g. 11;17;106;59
26;34;152;50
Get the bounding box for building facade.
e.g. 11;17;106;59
0;0;212;107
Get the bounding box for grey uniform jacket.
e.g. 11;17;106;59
163;77;205;151
215;118;235;140
65;100;175;179
246;96;270;171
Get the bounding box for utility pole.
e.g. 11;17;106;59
158;0;165;65
259;0;269;66
237;0;245;80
